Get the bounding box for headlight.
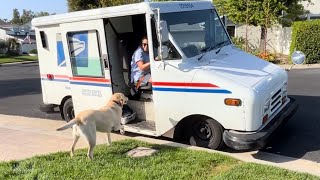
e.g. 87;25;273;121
264;99;270;113
282;83;288;97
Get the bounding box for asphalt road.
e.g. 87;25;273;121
0;63;319;162
262;68;320;162
0;63;61;120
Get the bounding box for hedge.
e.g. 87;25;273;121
29;49;38;54
290;20;320;64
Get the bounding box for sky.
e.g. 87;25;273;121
0;0;68;20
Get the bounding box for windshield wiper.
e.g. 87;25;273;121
198;40;230;60
200;46;214;53
198;46;214;61
215;41;230;54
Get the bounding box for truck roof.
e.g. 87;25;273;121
32;1;213;27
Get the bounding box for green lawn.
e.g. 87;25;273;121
0;140;318;180
0;55;38;64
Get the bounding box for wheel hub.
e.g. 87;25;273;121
194;122;213;140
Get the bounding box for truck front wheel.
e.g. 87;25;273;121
189;118;225;150
62;98;75;122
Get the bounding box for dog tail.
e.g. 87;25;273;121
56;119;77;131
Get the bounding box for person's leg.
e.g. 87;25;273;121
142;73;151;85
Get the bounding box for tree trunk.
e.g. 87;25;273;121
260;26;267;53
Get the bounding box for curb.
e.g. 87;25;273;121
134;136;320;177
0;61;38;67
278;64;320;70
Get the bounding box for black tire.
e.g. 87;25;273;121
62;98;75;122
189;118;225;150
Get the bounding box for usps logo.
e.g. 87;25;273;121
68;32;88;67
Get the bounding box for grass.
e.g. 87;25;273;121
0;139;318;180
0;55;38;64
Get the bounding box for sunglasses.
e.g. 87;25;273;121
142;43;148;47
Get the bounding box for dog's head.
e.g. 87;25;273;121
111;93;128;107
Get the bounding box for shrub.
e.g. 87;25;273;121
232;36;246;50
0;40;8;53
6;38;20;56
29;49;38;54
256;52;277;63
290;20;320;64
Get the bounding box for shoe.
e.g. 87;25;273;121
121;105;136;124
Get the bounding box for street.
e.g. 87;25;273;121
263;68;320;162
0;63;61;120
0;63;319;162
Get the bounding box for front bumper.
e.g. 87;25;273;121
223;97;298;150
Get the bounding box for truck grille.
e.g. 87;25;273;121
270;88;282;115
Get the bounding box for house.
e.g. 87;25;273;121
227;0;320;55
0;20;37;54
302;0;320;20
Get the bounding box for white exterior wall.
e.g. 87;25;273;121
234;0;320;55
235;24;291;55
302;0;320;17
0;29;9;40
21;43;37;54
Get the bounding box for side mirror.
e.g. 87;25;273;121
286;51;306;71
291;51;305;65
157;20;169;43
160;45;169;60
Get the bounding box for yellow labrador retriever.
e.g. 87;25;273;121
56;93;128;159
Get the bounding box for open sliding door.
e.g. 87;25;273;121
60;19;112;114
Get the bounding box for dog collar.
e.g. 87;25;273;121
112;100;122;107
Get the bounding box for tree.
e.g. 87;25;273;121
98;0;142;7
7;38;20;56
35;11;51;17
9;9;51;25
20;9;35;25
67;0;153;12
10;8;21;25
213;0;310;53
67;0;99;12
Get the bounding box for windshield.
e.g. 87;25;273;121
161;9;231;58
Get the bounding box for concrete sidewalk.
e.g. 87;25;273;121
0;114;319;177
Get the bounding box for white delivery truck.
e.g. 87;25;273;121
32;1;299;150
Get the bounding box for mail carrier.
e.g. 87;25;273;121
32;1;298;150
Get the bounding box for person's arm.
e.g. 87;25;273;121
134;48;150;71
136;60;150;71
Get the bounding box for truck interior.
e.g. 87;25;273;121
103;14;157;134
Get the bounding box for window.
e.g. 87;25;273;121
163;41;181;60
227;26;235;38
151;18;181;60
67;30;104;77
40;31;47;48
56;33;66;67
161;9;231;58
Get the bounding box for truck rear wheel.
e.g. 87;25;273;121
189;118;224;150
62;98;75;122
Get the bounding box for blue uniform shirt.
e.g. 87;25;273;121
131;46;150;83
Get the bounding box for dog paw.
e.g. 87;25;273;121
120;129;125;135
